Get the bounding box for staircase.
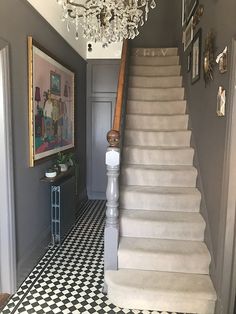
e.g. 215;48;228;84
105;48;217;314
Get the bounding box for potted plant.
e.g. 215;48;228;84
56;152;69;172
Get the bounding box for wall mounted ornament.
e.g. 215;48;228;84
216;47;228;74
192;4;204;28
203;31;215;86
216;86;226;117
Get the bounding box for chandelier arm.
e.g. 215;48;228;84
67;0;87;9
68;10;83;18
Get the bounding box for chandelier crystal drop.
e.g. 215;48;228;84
56;0;157;44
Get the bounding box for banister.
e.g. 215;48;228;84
104;40;129;291
107;39;129;148
113;39;128;132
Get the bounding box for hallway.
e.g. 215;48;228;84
1;200;190;314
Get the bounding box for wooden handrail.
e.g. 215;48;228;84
113;39;128;132
107;40;128;147
104;40;129;277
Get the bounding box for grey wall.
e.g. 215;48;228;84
177;0;236;313
87;60;120;199
0;0;87;286
131;0;181;48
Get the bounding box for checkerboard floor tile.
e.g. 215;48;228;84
2;200;194;314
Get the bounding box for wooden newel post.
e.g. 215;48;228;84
104;130;120;278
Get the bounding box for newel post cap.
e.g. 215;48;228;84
106;148;120;167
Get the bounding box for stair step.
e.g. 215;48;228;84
129;65;181;77
127;100;187;115
129;75;182;88
130;56;179;66
123;146;194;166
105;269;217;314
128;87;185;101
124;129;191;147
120;209;205;241
131;47;178;57
118;237;211;274
121;165;197;187
120;186;201;212
126;114;188;131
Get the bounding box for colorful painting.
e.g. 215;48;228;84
28;37;75;167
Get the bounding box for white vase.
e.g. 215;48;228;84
59;163;68;172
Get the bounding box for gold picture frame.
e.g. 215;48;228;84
28;37;75;167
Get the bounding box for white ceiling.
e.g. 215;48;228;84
27;0;122;60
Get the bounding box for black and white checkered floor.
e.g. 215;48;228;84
2;200;192;314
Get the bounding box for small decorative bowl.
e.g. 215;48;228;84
45;170;57;178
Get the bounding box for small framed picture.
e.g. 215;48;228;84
191;29;202;84
183;17;194;51
187;52;192;72
50;71;61;95
182;0;199;27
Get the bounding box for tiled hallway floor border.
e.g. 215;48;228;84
2;200;192;314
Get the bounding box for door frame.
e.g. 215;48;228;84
0;38;17;293
218;37;236;314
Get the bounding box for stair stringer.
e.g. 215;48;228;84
188;116;216;278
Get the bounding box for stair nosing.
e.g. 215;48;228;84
123;145;193;150
106;269;217;301
126;113;188;117
120;185;200;193
125;128;191;132
119;237;210;257
130;64;181;68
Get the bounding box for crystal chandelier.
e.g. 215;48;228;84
57;0;157;44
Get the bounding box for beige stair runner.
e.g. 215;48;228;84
105;47;217;314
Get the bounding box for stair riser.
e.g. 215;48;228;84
121;168;197;187
123;148;194;166
128;87;184;101
127;100;187;115
120;218;205;241
124;130;191;147
129;76;182;88
120;190;201;212
107;289;215;314
131;48;178;57
126;115;188;131
118;251;210;274
130;56;179;66
129;66;181;77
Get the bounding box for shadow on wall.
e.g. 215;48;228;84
131;0;182;48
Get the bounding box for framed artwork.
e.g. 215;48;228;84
50;71;61;95
182;0;199;26
28;36;75;167
183;17;194;51
191;29;202;84
187;52;192;72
